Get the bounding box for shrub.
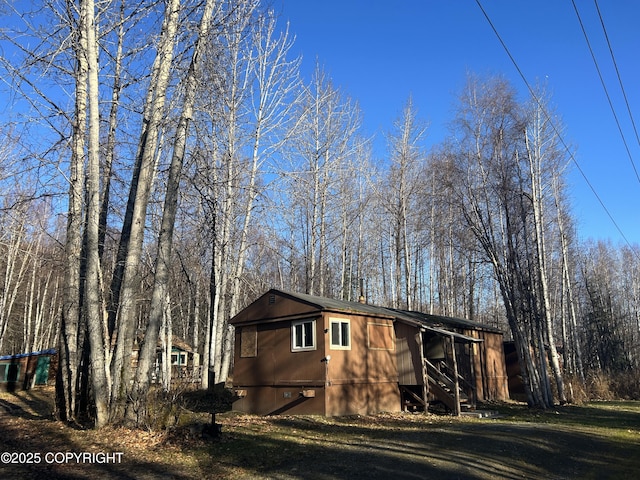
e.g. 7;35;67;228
580;369;640;401
586;371;614;400
143;382;233;431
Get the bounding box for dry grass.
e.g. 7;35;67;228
1;387;640;479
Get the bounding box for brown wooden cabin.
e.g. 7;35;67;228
0;348;57;392
131;335;201;384
230;289;509;416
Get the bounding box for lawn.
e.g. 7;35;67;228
1;388;639;479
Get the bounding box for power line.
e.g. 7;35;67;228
571;0;640;184
474;0;637;252
594;0;640;152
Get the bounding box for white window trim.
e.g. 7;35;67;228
329;318;351;350
292;319;316;352
171;352;187;366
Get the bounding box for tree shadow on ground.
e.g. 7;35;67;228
199;412;640;479
0;388;192;479
0;389;55;420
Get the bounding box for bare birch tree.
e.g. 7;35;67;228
58;0;88;422
192;3;300;385
335;138;374;302
108;0;183;419
444;75;567;408
282;63;361;297
127;0;220;421
80;0;111;427
553;177;585;388
378;96;428;310
0;205;33;353
580;241;635;375
523;93;567;404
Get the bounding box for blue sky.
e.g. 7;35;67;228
276;0;640;246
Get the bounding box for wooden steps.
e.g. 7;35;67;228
400;359;476;415
426;359;474;415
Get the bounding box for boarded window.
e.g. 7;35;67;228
367;323;395;350
240;325;257;357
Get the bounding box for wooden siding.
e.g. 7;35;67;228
233;318;325;388
231;291;319;325
395;322;423;385
324;313;400;415
231;290;510;415
367;322;395;350
467;330;510;401
231;291;401;415
233;386;326;415
326;382;400;416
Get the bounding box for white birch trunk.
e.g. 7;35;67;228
132;0;217;409
110;0;182;415
554;178;585;384
84;0;110;426
525;125;566;404
23;256;37;353
58;0;88;422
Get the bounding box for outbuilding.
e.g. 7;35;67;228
230;289;508;416
0;348;57;392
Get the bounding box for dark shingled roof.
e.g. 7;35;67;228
272;289;502;335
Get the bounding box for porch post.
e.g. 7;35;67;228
450;333;461;416
417;329;429;412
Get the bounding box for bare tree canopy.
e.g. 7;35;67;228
0;2;638;428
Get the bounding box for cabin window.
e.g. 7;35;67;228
171;352;187;366
330;318;351;350
292;319;316;351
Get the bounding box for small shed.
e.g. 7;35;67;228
230;289;509;416
0;348;57;392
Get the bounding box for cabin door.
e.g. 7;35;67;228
35;356;51;385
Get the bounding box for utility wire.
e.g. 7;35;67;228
594;0;640;152
474;0;637;252
571;0;640;184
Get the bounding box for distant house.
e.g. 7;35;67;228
0;349;57;392
230;289;508;416
131;335;200;385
